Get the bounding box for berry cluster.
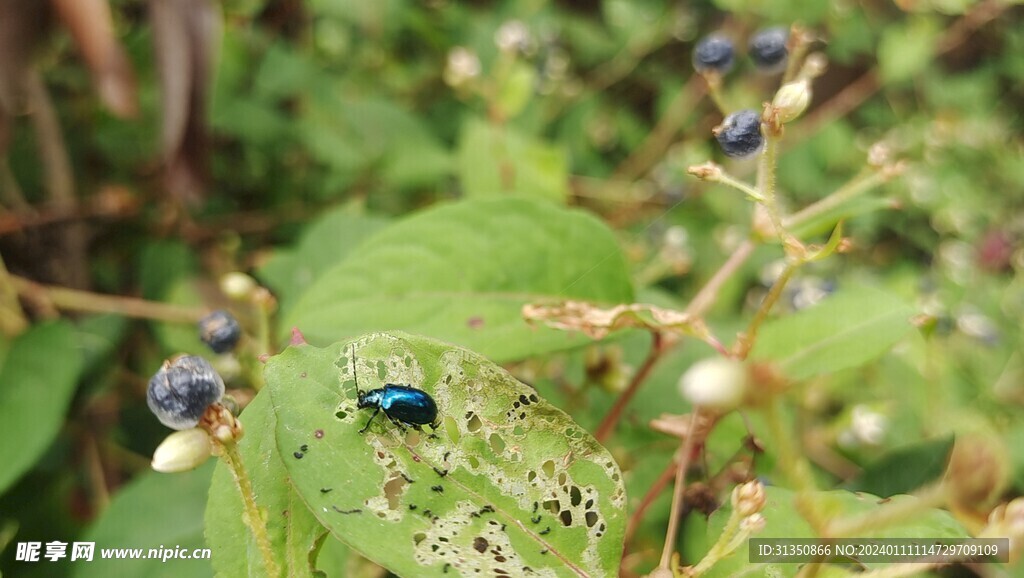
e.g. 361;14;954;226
692;27;803;159
692;27;789;76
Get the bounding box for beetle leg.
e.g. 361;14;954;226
387;415;408;433
359;408;381;434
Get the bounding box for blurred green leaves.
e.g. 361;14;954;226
0;322;83;495
751;285;916;380
285;198;633;362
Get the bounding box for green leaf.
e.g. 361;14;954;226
496;62;537;119
843;436;954;497
258;209;390;317
879;18;940;83
0;322;84;494
285;198;634;362
206;392;330;578
267;332;627;577
457;118;569;202
73;464;214;578
700;486;969;578
750;285;916;380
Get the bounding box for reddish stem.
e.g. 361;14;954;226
594;332;669;444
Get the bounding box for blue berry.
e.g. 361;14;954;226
748;27;788;72
198;310;241;354
692;34;735;74
715;110;763;158
147;356;225;430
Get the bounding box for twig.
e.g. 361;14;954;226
10;274;206;323
684;239;757;318
594;331;671;443
613;77;705;181
658;407;704;571
0;252;28;336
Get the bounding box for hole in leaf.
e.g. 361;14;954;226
335;410;348;419
541;460;555;478
413;532;426;545
468;456;480;469
513;426;525;436
558;473;567;485
488;433;505;455
467;414;483;433
585;499;594;509
585;511;598;528
570;486;582;507
444;416;460;444
543;500;560;514
473;537;488;553
529;394;538;403
384;476;406;510
560;511;572;526
527;471;536;482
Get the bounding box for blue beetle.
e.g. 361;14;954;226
350;349;439;435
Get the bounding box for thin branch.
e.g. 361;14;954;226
658;407;703;571
594;331;671;443
10;274;206;323
684;239;757;318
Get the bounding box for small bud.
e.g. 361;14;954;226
771;80;811;124
444;47;481;88
686;162;724;181
495;20;531;53
219;272;257;301
152;428;213;473
678;357;748;412
732;480;767;517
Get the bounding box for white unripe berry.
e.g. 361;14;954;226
678;357;748;412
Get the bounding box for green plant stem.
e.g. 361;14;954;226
10;274;206;323
219;441;280;577
594;331;669;443
684;239;757;318
763;398;813;492
689;506;743;576
783;169;891;231
756;133;793;248
735;261;798;359
614;77;704;180
658;407;703;571
711;170;766;202
0;252;28;336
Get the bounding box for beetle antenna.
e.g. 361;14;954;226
350;345;362;395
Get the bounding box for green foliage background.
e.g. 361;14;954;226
1;0;1023;576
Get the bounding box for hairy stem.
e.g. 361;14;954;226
219;441;280;577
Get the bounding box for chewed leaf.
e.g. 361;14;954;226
267;332;626;577
522;300;709;341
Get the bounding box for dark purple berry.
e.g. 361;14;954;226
147;356;225;430
748;27;789;72
198;310;241;354
714;110;763;159
692;34;735;74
